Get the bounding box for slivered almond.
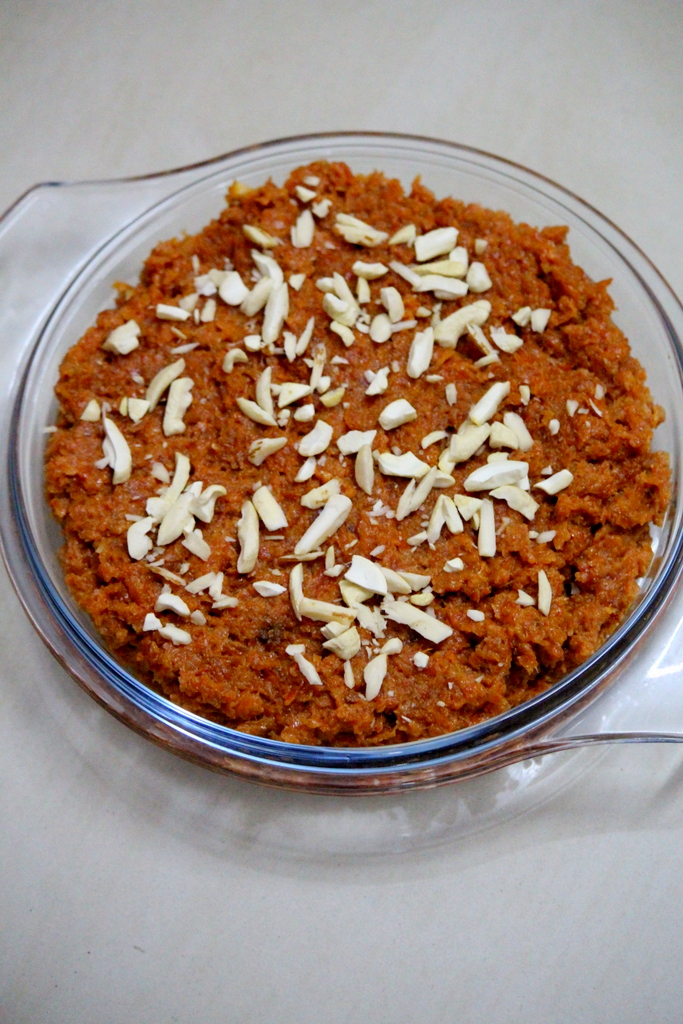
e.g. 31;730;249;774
236;397;277;427
156;304;191;322
389;224;417;245
252;485;288;531
365;367;390;395
415;227;458;263
380;567;412;594
363;654;387;700
237;500;259;573
240;277;273;317
477;498;496;557
301;479;341;509
353;260;388;279
490;326;523;353
337;429;376;455
535;469;573;495
330;322;355;347
296;316;315;356
162;377;193;436
101;415;132;484
298;419;334;457
538;570;552;615
285;644;322;685
278;381;312;408
103;320;140;354
345;555;387;595
396;479;417;521
464;460;529;492
376;452;430;478
469;381;511;425
378;398;417;430
355;444;374;495
295;185;316;202
466;262;492;292
383;601;453;643
291;209;315;248
406;326;434;379
145;358;186;411
490;484;538;520
294;493;352;556
369;314;392;343
389;260;421;287
411;258;467;278
449;422;491;463
503;412;534;451
243;225;280;248
489;422;519;449
416;275;468;300
320;386;345;407
335;213;388;247
433;300;491;347
380;286;404;323
218;271;249;305
80;399;101;422
322;626;361;660
262;282;289;345
531;308;551;332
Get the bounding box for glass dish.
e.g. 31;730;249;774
2;131;683;795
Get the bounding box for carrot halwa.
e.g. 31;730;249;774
45;162;670;746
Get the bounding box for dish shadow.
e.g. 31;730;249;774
10;587;683;885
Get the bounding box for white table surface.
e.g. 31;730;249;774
2;3;683;1022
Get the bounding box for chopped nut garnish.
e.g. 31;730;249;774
380;286;405;323
389;224;417;245
466;609;485;622
516;590;535;607
377;452;430;478
466;262;492;293
384;601;453;643
243;224;281;248
103;320;140;355
254;581;287;597
519;385;531;405
285;644;322;685
145;358;186;411
335;213;388;247
252;485;288;531
535;469;573;495
298;419;334;457
469;381;511;426
162;377;193;436
531;308;551;333
415;227;458;263
295;185;317;203
237;500;260;573
406;326;434;379
158;623;192;645
294;493;352;556
101;414;132;484
433;299;491;347
364;653;388;700
353;260;388;279
490;326;523;354
291;209;315;248
365;366;390;395
537;570;552;615
156;304;191;322
548;418;560;435
80;399;101;422
369;313;392;343
378;398;417;431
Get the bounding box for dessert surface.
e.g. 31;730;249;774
45;162;670;745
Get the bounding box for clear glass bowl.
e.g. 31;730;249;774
3;132;683;794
